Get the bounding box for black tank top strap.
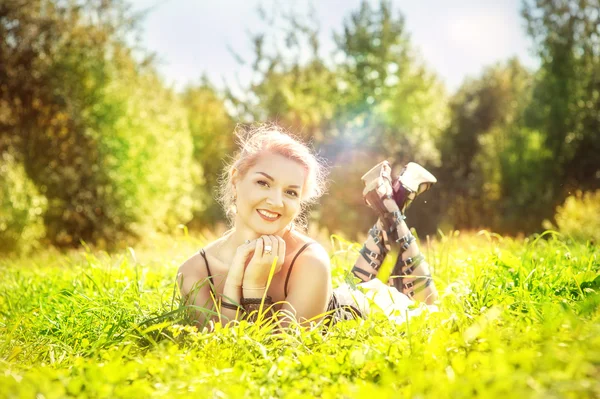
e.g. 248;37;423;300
284;242;316;297
199;248;216;297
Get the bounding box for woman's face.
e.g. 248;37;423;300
234;152;306;236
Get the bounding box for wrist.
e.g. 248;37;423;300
242;276;267;290
224;280;242;298
226;272;243;286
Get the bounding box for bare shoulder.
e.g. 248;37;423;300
292;241;331;274
177;251;204;275
177;248;210;295
177;234;230;287
284;240;332;310
287;231;328;261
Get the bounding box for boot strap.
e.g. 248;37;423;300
360;247;384;262
351;266;376;281
389;254;424;291
404;275;432;294
396;233;416;251
382;211;406;242
352;224;389;281
364;190;405;228
368;226;389;254
393;253;425;278
401;260;421;277
383;210;405;226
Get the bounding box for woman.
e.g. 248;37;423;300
177;124;438;328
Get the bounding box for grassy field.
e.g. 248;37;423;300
0;230;598;398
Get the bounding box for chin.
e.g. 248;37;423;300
252;219;289;236
253;225;283;236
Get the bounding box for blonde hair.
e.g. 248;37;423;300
217;123;329;231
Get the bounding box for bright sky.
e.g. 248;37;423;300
130;0;539;93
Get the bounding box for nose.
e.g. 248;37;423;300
266;192;284;208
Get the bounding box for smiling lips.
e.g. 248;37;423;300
256;209;281;222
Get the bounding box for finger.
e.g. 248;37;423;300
276;236;285;263
234;239;257;261
240;239;257;252
270;235;281;271
262;236;273;258
230;240;256;277
268;235;278;258
251;237;264;262
275;236;286;272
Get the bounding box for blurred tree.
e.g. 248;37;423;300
90;51;197;245
227;1;448;238
225;3;338;142
435;0;600;234
0;0;196;248
437;59;533;231
0;151;47;253
182;77;235;227
323;0;448;237
521;0;600;224
331;0;447;160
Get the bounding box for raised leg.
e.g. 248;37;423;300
350;219;391;282
354;161;439;305
388;217;438;304
351;162;397;281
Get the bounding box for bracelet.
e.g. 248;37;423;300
242;286;267;291
241;296;272;305
220;301;243;311
241;297;275;322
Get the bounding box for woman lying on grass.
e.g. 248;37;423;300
177;124;438;329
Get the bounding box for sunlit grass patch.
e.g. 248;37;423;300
0;231;598;398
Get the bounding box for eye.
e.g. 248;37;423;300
257;180;269;187
287;190;299;197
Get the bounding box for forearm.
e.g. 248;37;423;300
220;277;244;321
185;266;245;325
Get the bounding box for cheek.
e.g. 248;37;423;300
240;183;262;203
286;199;302;215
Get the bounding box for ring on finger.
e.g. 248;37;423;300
264;244;273;255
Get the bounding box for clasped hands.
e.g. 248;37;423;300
227;235;286;291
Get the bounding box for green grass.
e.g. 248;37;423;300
0;231;599;398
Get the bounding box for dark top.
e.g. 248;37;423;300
198;241;361;324
198;241;316;299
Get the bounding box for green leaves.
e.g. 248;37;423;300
0;232;599;397
1;0;199;251
0;151;47;253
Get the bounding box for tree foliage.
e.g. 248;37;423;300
226;1;448;237
437;59;534;231
182;78;235;226
0;0;197;249
3;0;599;249
436;0;600;234
0;151;47;253
520;0;600;225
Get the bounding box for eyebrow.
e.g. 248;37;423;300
255;172;301;189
